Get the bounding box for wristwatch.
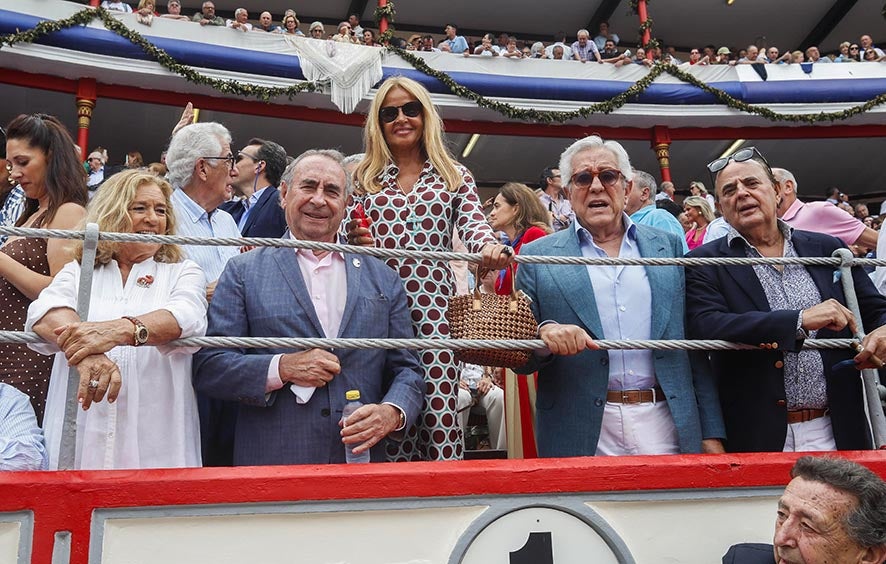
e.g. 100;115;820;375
123;316;149;347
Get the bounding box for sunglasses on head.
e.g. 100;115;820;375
569;168;622;190
706;146;771;182
378;101;423;123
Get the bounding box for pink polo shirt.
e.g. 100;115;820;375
780;199;865;246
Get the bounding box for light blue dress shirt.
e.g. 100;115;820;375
171;188;240;282
575;215;655;390
0;383;47;471
630;205;689;254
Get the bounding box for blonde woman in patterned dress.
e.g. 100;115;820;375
350;76;513;461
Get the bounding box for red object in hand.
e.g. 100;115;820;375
353;203;370;228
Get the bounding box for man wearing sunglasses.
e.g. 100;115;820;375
514;136;725;458
685;146;886;453
220;138;288;238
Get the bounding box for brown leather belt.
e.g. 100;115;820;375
786;408;829;424
606;386;664;404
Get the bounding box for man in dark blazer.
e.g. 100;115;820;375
515;135;725;458
194;149;423;465
686;147;886;452
221;137;288;238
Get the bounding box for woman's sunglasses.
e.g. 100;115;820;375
378;101;423;124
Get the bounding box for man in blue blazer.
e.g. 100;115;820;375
516;136;725;458
686;146;886;452
194;149;423;465
221;137;288;238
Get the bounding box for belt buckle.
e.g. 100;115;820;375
649;387;657;405
621;390;629;404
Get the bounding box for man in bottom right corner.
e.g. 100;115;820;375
723;456;886;564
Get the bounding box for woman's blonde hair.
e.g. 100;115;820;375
689;180;708;196
74;169;182;266
683;195;715;222
356;76;463;194
137;0;155;9
497;182;553;234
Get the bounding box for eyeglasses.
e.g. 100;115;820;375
201;154;235;171
378;101;423;123
850;46;859;50
569;168;623;189
235;151;259;163
706;146;771;181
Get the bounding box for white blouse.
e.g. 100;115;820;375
26;258;207;470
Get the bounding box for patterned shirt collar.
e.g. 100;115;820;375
726;218;793;250
379;159;434;188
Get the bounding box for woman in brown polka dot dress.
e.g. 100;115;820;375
2;114;88;422
351;77;513;461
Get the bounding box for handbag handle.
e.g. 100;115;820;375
473;264;520;312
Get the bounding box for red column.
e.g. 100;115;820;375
652;125;672;183
89;0;99;6
377;0;388;35
75;79;98;158
637;0;651;58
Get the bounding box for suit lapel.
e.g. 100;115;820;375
273;248;325;337
636;227;673;339
550;229;605;339
243;186;277;234
337;253;363;337
721;238;771;311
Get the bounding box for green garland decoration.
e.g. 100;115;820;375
390;47;886;125
2;7;885;125
628;0;650;14
0;8;320;102
374;1;396;44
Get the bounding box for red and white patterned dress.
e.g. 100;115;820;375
353;160;496;461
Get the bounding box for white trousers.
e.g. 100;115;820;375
783;416;837;452
457;386;507;450
595;401;680;456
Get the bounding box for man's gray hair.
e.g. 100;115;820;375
234;7;246;17
632;169;657;196
577;28;590;38
771;167;797;193
342;153;365;168
791;456;886;549
559;135;634;189
166;122;231;188
280;149;351;197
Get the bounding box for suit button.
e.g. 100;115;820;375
594;399;604;407
600;357;608;366
320;408;330;417
771;342;779;349
775;360;784;369
759;343;767;349
776;400;786;407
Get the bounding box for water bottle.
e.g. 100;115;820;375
342;390;371;464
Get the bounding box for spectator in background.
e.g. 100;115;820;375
280;14;302;36
863;48;886;62
538;166;573;232
834;42;855;63
683;196;714;251
0;383;47;471
655;180;675;201
593;21;619;51
572;29;602;63
488;182;551;296
601;39;620;60
160;0;189;21
226;8;252;32
776;168;879;251
855;203;869;220
736;45;764;64
550;45;566;60
308;21;324;39
419;35;438;52
502;37;524;59
135;0;157;25
86;150;107;192
362;29;377;46
497;33;511;53
529;41;545;59
439;23;469;54
470;33;500;57
253;12;281;33
790;50;805;63
456;362;506;452
806;45;832;63
632;47;653;67
125;151;143;169
545;31;573;60
860;34;885;58
626;170;688;253
689;180;716;209
0;131;25;245
348;14;363;38
714;47;731;64
220;137;288;238
332;21;359;44
192;1;224;26
101;1;133;13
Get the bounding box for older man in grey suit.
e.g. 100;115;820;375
516;136;725;457
193;150;423;465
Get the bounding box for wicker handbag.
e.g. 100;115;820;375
447;266;539;368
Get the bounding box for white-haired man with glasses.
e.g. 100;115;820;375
685;146;886;453
514;135;725;458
